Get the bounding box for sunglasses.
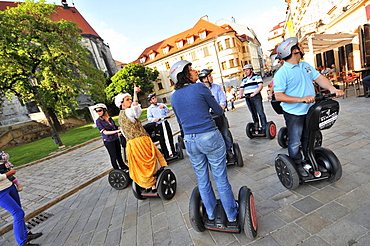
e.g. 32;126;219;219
95;109;103;112
293;52;300;55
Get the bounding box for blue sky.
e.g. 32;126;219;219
3;0;287;63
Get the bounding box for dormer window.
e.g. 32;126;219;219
187;35;195;44
199;29;207;39
140;56;146;64
162;46;170;54
176;40;183;49
148;50;157;60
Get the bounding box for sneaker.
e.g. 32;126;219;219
228;220;238;227
296;165;308;177
227;152;235;162
16;183;23;192
27;232;42;241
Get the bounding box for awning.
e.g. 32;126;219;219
301;33;356;54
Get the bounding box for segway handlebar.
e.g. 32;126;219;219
303;93;336;103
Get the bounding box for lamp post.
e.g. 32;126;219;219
28;76;65;148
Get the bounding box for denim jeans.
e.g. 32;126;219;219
184;130;238;221
218;114;233;153
0;184;28;246
283;111;309;164
245;93;267;130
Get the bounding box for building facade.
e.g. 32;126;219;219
132;16;263;103
284;0;370;77
0;1;118;126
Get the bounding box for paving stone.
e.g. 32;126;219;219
248;235;280;246
295;212;332;234
315;201;350;222
274;205;304;223
270;223;310;246
292;196;324;214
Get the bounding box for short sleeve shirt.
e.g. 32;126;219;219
274;61;320;115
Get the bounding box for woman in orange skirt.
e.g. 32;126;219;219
115;84;167;190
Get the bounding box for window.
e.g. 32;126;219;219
158;82;163;90
149;52;156;60
162;97;167;103
191;51;197;61
217;41;223;51
140;57;146;64
236;58;240;67
225;39;231;49
162;46;169;54
170;79;174;86
242;46;246;53
203;47;210;57
187;36;195;44
176;41;183;49
180;55;184;60
221;61;227;70
165;62;170;70
229;59;235;68
232;38;235;47
199;31;207;39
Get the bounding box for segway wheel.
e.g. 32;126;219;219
275;154;300;189
314;147;342;183
132;181;146;200
314;130;323;148
277;126;288;148
246;122;254;139
233;142;243;167
108;169;130;190
175;143;184;160
266;121;277;139
157;169;177;200
178;135;186;149
189;187;206;232
238;186;258;239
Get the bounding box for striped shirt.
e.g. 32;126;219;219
240;73;263;94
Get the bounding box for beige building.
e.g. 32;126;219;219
284;0;370;80
132;16;263;103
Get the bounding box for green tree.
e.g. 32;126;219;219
0;0;106;128
106;63;158;102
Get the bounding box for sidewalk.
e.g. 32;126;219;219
1;87;370;246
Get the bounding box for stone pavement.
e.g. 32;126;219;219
1;83;370;246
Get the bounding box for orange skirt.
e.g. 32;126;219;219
126;136;167;189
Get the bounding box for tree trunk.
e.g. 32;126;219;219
47;108;64;133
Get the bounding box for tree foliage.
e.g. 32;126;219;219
0;0;106;118
106;63;158;101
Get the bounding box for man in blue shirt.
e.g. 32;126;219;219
198;69;234;162
274;37;344;176
147;94;175;159
238;64;267;134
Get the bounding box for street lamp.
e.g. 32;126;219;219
28;76;65;148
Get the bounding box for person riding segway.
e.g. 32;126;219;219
238;64;276;139
146;93;184;162
198;69;243;167
170;60;257;238
273;37;344;189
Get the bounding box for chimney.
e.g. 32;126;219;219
61;0;69;9
201;15;209;21
231;17;236;23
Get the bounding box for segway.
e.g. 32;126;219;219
271;96;323;148
243;95;276;139
108;134;131;190
132;167;177;200
212;114;243;167
275;93;342;189
189;186;257;239
143;117;184;162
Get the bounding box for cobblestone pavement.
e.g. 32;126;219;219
1;82;370;246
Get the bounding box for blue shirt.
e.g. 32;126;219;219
147;103;170;124
171;83;223;135
274;61;320;115
240;73;263;94
209;83;227;106
96;117;119;142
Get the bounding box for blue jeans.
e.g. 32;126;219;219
283;111;309;165
0;184;28;246
184;130;238;221
245;93;267;130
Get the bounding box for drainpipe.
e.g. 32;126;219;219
213;40;226;92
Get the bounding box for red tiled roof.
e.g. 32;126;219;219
114;60;127;66
0;1;100;37
132;18;235;64
269;21;285;32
